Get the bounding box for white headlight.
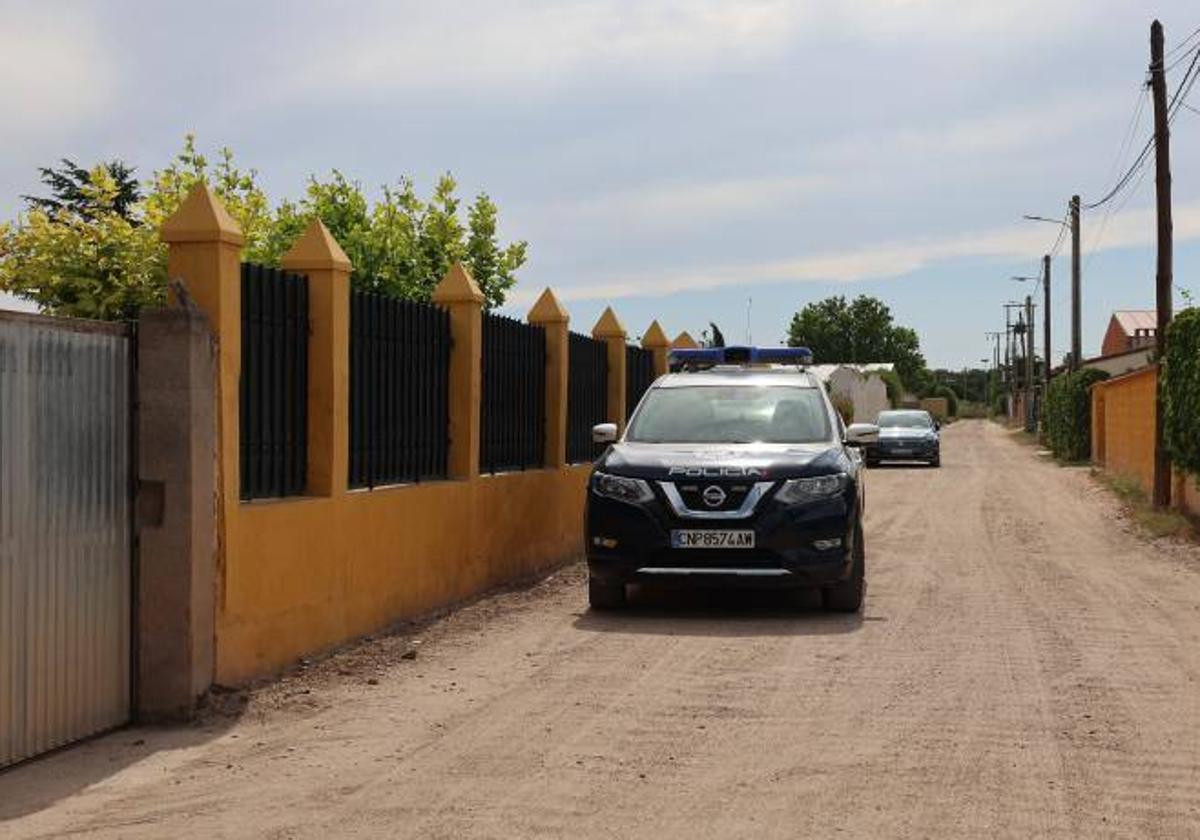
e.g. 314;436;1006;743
591;472;655;505
777;473;848;503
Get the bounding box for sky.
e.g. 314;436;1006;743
1;0;1198;369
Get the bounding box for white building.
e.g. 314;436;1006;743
808;364;893;425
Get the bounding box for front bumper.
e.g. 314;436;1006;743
867;438;939;461
586;484;857;589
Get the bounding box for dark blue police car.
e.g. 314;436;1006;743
585;346;879;612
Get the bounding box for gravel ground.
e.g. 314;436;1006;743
4;420;1200;838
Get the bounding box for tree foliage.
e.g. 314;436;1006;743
24;159;141;223
1163;307;1200;475
786;295;927;387
1;136;528;320
1043;368;1108;462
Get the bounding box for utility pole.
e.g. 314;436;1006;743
1025;295;1036;432
1070;194;1082;371
1150;19;1174;508
1042;254;1051;390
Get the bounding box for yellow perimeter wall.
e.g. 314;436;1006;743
222;468;590;684
1090;365;1200;520
1091;366;1157;494
160;186;675;685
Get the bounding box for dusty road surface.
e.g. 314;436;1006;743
5;420;1200;839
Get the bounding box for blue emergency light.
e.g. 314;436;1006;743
668;345;814;369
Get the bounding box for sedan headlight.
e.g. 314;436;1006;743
591;471;654;505
777;473;849;504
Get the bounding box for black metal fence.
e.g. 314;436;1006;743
349;292;451;488
240;263;309;500
626;345;656;421
480;313;545;473
567;332;608;463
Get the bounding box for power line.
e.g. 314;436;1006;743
1083;44;1200;210
1165;25;1200;59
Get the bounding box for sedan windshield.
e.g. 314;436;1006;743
877;411;933;429
626;386;832;444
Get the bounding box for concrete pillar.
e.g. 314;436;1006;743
136;308;217;720
160;185;244;538
528;288;570;469
282;220;351;496
642;320;670;377
671;331;699;350
592;307;627;432
432;263;485;480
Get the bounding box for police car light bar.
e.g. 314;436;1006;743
668;346;814;369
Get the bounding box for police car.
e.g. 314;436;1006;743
585;346;879;612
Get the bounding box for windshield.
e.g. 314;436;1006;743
877;411;933;429
626;385;832;444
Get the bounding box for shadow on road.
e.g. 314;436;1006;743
0;695;244;822
574;585;876;637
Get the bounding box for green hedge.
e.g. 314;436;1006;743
1164;307;1200;475
1043;368;1109;461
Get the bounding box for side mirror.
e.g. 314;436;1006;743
844;423;879;446
592;423;618;444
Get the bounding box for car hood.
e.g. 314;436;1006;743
596;441;845;481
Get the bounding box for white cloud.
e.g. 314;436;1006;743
508;199;1200;305
273;0;805;98
539;173;829;232
0;7;116;144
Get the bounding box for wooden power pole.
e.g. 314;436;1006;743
1150;19;1174;508
1070;195;1082;371
1042;254;1051;389
1025;295;1035;431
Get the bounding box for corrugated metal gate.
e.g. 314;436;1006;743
0;313;134;768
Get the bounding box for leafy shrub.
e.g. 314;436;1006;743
1163;308;1200;475
934;385;959;417
831;392;854;425
1043;368;1109;461
878;369;905;407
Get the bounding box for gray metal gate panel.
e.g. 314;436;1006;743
1;313;132;768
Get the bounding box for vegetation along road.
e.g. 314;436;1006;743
4;420;1200;839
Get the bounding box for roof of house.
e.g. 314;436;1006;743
1112;310;1157;334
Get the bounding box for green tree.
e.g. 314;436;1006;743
1;136;529;319
787;295;927;386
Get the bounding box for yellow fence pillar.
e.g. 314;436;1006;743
593;307;627;432
528;289;570;469
282;221;351;496
642;320;670;377
160;184;244;533
432;264;485;480
671;330;699;350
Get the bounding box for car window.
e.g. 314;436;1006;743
876;411;933;429
626;385;832;444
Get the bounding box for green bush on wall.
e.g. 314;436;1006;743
1043;368;1109;461
1164;308;1200;475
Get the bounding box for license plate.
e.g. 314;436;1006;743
671;530;755;549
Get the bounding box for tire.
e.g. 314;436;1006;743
823;521;865;613
930;453;941;468
589;577;627;610
865;458;879;469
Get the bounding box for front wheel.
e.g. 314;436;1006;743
930;453;941;468
589;577;627;610
823;522;865;613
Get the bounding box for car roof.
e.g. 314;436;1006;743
654;367;820;389
879;409;932;416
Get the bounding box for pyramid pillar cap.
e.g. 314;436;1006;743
527;288;569;324
160;183;244;246
281;219;351;272
641;320;669;349
591;306;626;339
432;263;485;305
671;331;699;349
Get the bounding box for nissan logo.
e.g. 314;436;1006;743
702;485;727;508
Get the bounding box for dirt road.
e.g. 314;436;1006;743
4;420;1200;838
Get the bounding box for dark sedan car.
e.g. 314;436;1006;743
865;409;940;467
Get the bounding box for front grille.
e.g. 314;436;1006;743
672;481;754;512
